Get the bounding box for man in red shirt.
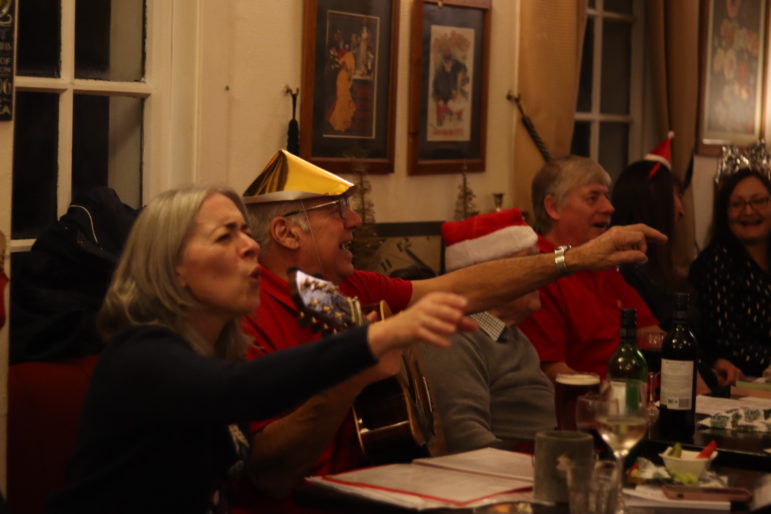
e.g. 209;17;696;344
236;150;665;511
518;156;663;381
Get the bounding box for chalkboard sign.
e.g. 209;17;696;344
0;0;14;121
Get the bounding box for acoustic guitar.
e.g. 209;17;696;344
288;267;444;464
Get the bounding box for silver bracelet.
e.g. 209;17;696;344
554;245;572;277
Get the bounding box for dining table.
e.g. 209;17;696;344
293;398;771;514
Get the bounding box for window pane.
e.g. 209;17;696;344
577;17;594;112
73;95;143;208
571;121;591;157
75;0;145;81
16;0;61;77
600;19;631;115
604;0;633;15
12;92;59;239
599;122;628;180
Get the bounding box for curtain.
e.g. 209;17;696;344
512;0;588;219
646;0;700;280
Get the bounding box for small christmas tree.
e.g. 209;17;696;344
347;157;384;271
454;163;479;220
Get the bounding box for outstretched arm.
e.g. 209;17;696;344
410;224;666;312
247;362;391;497
248;292;476;497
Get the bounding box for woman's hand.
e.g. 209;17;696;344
712;358;745;386
366;292;477;357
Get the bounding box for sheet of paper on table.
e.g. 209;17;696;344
696;394;771;416
306;447;533;510
624;485;730;510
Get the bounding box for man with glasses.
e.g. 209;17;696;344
233;150;666;513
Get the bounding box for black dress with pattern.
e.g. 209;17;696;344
688;244;771;377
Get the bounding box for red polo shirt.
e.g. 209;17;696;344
518;236;658;378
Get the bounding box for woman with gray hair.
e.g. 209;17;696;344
47;185;474;514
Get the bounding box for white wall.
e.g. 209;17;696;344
198;0;519;221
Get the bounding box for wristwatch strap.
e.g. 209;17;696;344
554;245;572;277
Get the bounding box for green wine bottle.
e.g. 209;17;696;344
607;308;648;413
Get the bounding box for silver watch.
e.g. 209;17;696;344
554;245;572;277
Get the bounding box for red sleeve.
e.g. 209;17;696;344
340;270;413;314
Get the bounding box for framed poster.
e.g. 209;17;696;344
300;0;398;174
697;0;767;155
407;0;491;175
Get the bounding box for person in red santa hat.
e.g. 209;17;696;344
611;131;686;330
420;208;556;454
611;135;718;395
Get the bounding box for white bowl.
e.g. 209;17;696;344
659;447;718;479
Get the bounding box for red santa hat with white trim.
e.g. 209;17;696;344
442;208;538;272
644;131;674;179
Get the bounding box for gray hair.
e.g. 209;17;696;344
246;200;310;249
98;185;250;359
531;155;611;234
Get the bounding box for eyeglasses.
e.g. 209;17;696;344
728;196;770;214
282;196;350;219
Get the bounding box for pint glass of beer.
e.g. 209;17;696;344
555;372;601;430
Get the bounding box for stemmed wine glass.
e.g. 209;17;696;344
578;381;649;512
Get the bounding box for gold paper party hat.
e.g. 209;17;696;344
243;150;355;204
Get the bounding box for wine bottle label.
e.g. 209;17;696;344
660;359;694;410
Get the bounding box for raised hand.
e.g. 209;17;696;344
569;224;668;271
366;292;477;357
712;358;745;386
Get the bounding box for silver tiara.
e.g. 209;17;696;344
715;140;771;185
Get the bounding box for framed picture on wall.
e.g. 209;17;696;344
300;0;399;174
697;0;767;156
370;222;445;277
407;0;491;175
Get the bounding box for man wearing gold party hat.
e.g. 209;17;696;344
235;149;666;511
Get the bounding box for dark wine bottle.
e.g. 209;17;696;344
659;293;697;441
607;308;648;413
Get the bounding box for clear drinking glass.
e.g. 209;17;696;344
591;382;649;512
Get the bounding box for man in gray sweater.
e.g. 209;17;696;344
421;208;556;453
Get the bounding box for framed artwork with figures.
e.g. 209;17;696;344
697;0;768;156
300;0;399;173
408;0;491;175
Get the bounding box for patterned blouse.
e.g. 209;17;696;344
688;244;771;377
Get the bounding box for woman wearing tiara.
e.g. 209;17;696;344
689;167;771;384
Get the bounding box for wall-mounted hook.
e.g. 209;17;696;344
284;85;299;96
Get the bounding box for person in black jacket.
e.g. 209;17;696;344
611;156;686;330
10;187;138;363
47;185;474;514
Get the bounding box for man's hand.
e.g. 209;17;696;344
568;224;668;272
712;358;745;386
